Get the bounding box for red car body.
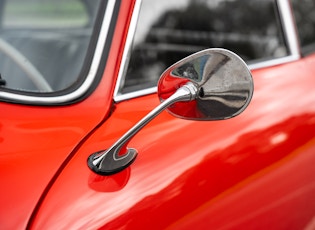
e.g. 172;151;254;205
1;0;315;229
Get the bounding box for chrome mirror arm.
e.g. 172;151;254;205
88;82;197;175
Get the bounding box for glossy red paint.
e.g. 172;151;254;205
0;96;107;229
0;1;136;229
2;0;315;229
29;53;315;229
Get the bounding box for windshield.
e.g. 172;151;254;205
0;0;101;93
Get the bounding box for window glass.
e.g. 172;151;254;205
3;0;89;28
120;0;288;94
291;0;315;54
0;0;101;93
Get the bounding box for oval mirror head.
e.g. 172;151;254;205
158;48;254;120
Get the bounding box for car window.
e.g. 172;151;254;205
3;0;89;28
118;0;288;94
290;0;315;55
0;0;101;93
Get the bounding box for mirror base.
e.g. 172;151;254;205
87;149;137;176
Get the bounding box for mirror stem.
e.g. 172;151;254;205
88;82;197;175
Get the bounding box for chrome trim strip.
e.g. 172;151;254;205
114;0;301;103
113;0;142;99
0;0;116;104
277;0;300;57
115;86;156;102
248;55;298;70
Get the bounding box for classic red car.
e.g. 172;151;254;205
1;0;315;229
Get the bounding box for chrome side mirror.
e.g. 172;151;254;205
88;48;253;175
158;48;253;120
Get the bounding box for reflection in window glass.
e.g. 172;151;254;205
120;0;288;94
291;0;315;54
0;0;101;93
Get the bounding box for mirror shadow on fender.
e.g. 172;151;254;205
88;48;254;175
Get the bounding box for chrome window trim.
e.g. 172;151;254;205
114;0;300;103
0;0;116;104
277;0;300;58
113;0;142;101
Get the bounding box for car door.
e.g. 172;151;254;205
2;0;315;229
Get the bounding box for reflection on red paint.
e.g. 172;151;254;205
88;168;130;192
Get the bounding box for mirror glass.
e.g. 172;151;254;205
158;48;254;120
